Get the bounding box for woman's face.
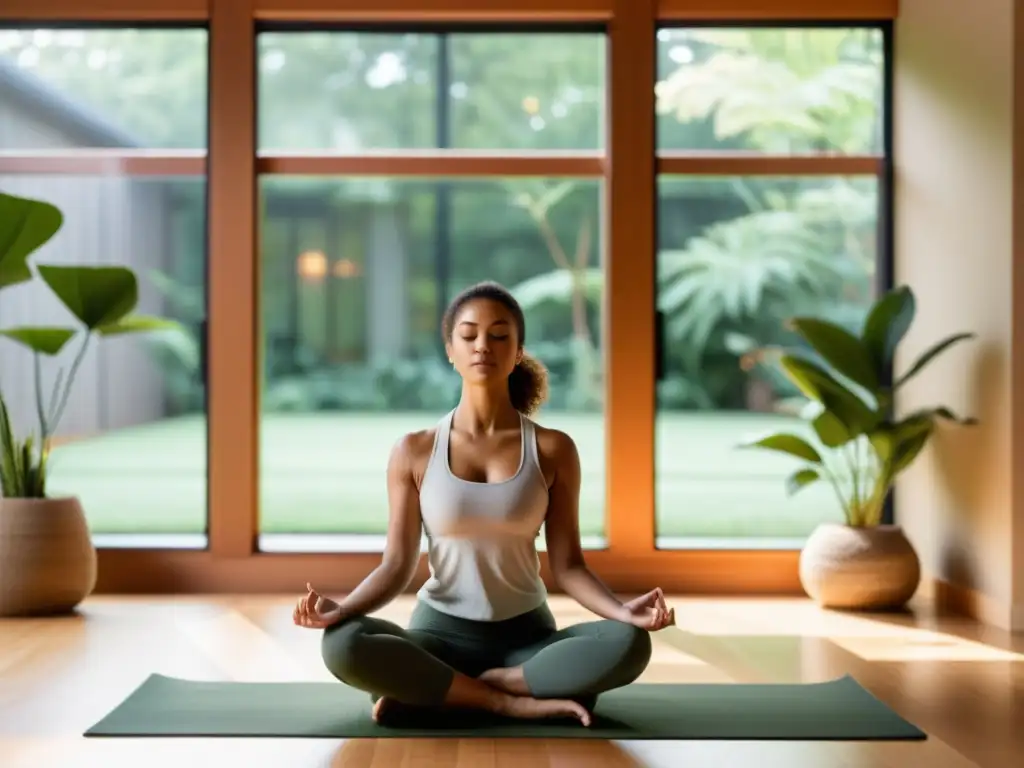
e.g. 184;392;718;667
447;298;522;384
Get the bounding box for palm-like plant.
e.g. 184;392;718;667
738;286;976;527
656;27;882;153
658;177;876;367
659;206;834;356
0;191;180;499
655;28;881;389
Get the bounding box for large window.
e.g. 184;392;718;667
255;30;607;551
0;2;896;594
654;26;887;549
0;27;209;548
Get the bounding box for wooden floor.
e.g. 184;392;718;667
1;595;1021;767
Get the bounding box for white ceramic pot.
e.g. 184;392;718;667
799;522;921;610
0;496;97;617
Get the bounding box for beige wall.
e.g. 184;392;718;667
894;0;1024;631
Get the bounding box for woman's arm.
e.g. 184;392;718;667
541;430;631;623
330;431;427;621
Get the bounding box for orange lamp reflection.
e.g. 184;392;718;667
296;250;327;281
296;251;361;281
333;259;361;278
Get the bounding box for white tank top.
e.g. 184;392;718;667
415;409;550;621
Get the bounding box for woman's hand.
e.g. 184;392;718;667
293;582;344;629
620;587;675;631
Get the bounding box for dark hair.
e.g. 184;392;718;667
442;281;549;416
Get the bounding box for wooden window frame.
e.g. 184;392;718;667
0;0;897;595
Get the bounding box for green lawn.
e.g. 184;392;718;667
45;411;844;541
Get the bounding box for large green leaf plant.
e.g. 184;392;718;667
0;191;179;499
738;286;977;527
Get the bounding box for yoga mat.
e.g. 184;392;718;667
85;673;926;741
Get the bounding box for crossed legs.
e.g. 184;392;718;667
480;618;652;708
320;607;652;726
321;614;594;724
321;615;459;708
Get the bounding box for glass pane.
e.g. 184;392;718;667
656;27;884;154
0;176;209;548
0;26;209;547
654;175;879;548
448;33;605;150
257;32;605;152
0;27;208;149
258;177;605;551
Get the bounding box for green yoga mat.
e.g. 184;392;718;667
85;673;925;741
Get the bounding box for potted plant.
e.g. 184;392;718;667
738;285;977;610
0;191;179;616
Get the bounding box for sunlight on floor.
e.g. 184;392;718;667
647;641;710;667
668;597;1024;664
174;610;329;682
830;633;1024;662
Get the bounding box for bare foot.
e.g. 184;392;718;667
371;696;421;726
499;695;592;727
372;692;590;728
478;666;531;696
371;693;589;728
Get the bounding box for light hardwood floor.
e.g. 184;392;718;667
1;594;1021;767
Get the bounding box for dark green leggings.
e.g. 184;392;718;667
321;600;652;709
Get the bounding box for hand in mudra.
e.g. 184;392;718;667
621;587;675;631
293;582;343;629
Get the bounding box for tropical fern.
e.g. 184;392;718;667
656;27;882;154
658;208;837;360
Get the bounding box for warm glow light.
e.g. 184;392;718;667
830;634;1024;662
673;600;1024;662
296;250;327;280
332;258;361;278
522;95;540;115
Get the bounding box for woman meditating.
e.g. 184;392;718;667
293;281;675;727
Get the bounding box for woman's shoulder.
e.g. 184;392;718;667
531;420;580;466
386;427;440;487
392;426;439;466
